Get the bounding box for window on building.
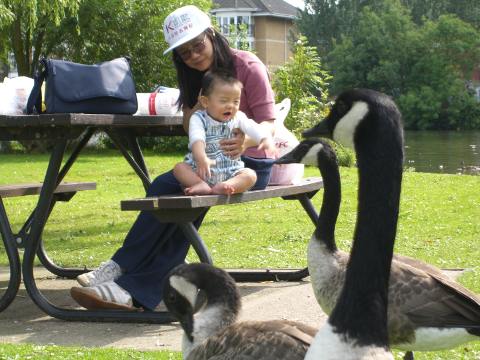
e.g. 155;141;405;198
7;53;18;78
216;15;254;37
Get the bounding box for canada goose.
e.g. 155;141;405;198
277;136;395;359
163;262;317;360
297;88;480;358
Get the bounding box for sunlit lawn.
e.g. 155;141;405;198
0;149;479;359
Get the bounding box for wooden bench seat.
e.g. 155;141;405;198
0;182;96;200
120;177;322;282
121;177;322;222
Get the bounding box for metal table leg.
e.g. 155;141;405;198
124;131;150;183
12;129;97;279
36;238;87;278
180;222;213;265
227;194;317;281
105;129;151;190
0;197;21;312
21;140;175;323
173;194;319;283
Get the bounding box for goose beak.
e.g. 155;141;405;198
274;149;301;164
302;120;331;139
179;311;195;342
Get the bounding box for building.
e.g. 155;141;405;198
7;53;18;78
211;0;299;69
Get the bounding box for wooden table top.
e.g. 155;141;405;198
0;113;185;140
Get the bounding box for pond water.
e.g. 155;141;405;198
404;131;480;174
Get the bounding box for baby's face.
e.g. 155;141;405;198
204;83;241;122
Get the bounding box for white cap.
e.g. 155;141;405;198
163;5;212;55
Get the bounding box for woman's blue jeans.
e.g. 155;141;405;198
112;156;274;310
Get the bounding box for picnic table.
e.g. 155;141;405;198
0;113;321;324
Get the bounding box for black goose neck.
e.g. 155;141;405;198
314;150;341;253
329;106;404;348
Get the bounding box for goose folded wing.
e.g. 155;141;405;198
187;320;317;360
391;260;480;328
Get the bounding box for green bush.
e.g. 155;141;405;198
96;134;188;153
272;35;331;137
333;142;356;167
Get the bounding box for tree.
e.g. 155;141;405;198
0;0;211;90
273;36;331;135
296;0;339;57
327;2;480;130
0;0;81;76
298;0;401;56
45;0;205;91
297;0;480;57
327;0;415;96
402;0;480;28
398;15;480;129
0;3;13;37
44;0;211;91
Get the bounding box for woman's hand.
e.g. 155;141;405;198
220;128;245;158
257;137;277;157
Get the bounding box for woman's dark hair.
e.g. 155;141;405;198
173;28;235;109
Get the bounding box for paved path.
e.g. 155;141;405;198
0;268;326;351
0;267;464;352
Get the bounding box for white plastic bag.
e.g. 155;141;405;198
269;98;304;185
0;76;34;115
134;86;182;116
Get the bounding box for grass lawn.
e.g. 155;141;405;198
0;343;181;359
0;149;479;359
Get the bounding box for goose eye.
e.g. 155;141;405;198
167;293;176;302
335;101;348;116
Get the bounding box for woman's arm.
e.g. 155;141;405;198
231;52;276;155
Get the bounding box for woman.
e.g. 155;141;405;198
70;5;276;311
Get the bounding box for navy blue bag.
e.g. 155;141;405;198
27;57;138;114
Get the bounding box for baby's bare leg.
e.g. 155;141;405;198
173;162;212;195
211;168;257;195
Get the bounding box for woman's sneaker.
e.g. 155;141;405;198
71;281;136;311
76;260;122;287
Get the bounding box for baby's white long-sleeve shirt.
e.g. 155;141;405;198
188;110;269;148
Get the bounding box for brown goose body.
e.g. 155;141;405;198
308;245;480;350
163;263;317;360
186;320;316;360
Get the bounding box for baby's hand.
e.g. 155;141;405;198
257;137;277;157
196;158;215;181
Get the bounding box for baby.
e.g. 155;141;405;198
174;70;275;195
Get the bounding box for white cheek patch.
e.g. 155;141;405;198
302;143;324;166
170;275;198;308
305;323;394;360
333;101;369;149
